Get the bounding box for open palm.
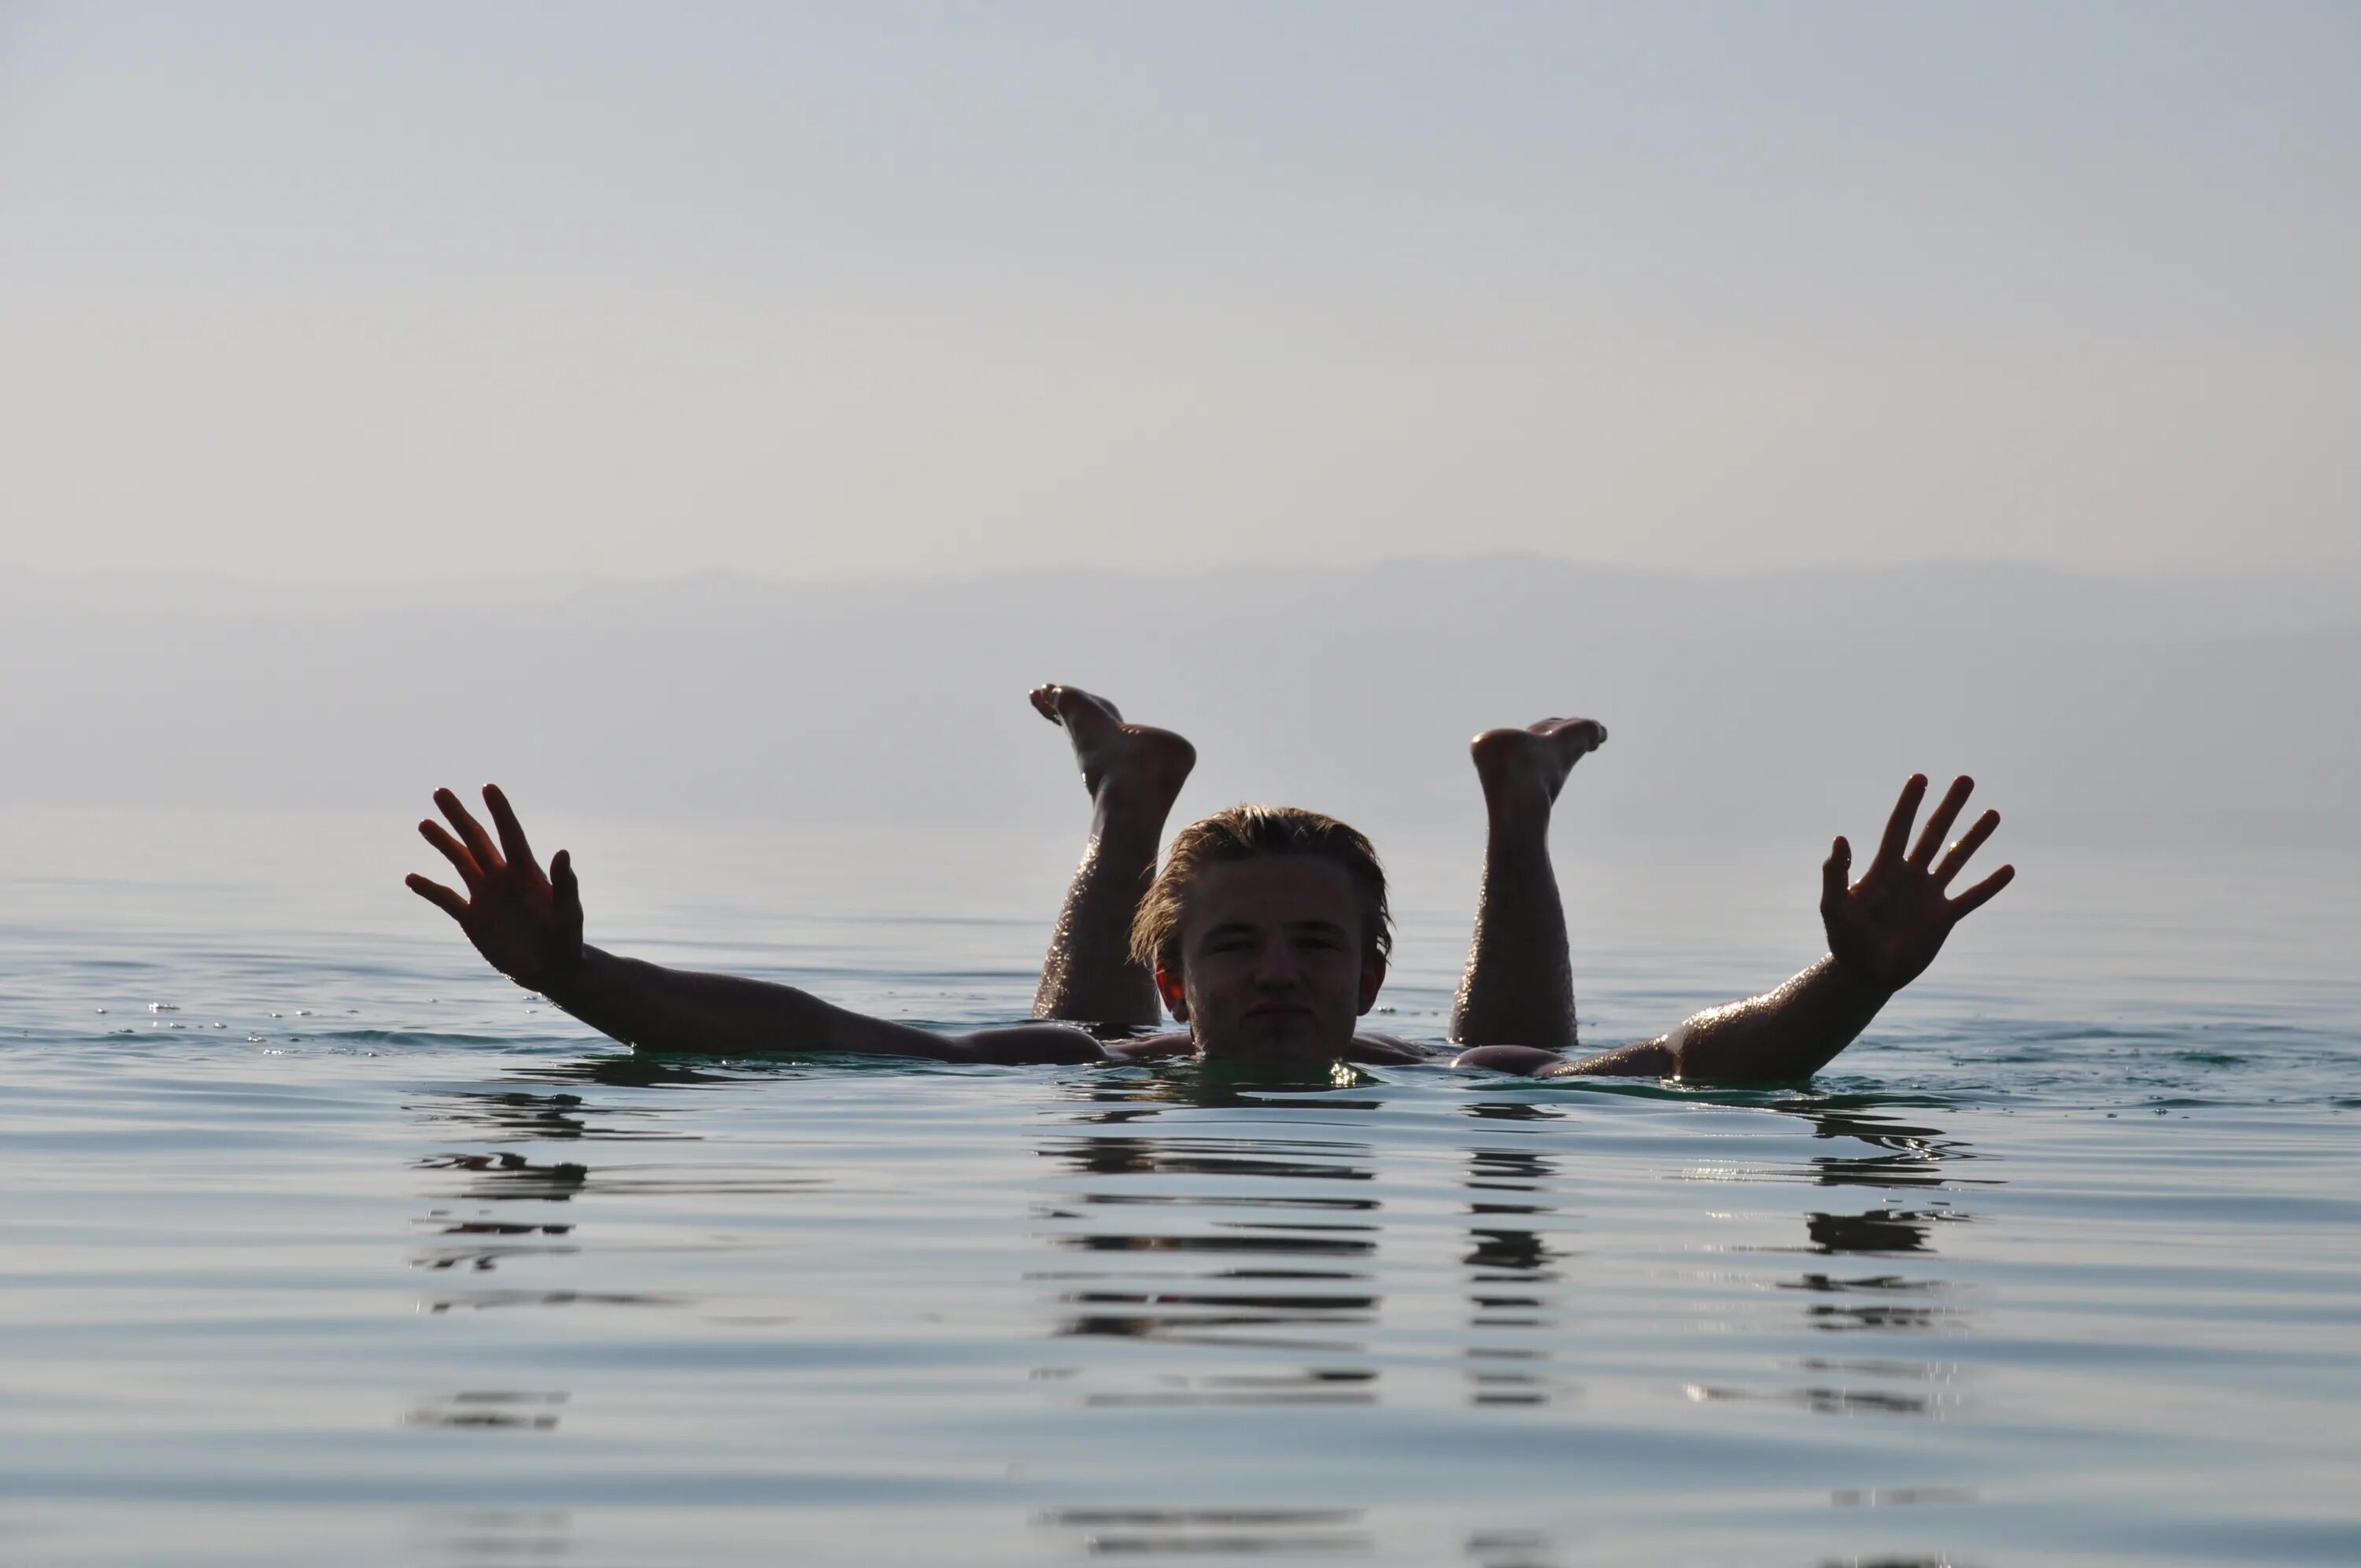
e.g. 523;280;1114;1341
1822;775;2014;994
406;785;585;994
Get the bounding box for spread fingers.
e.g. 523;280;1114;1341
418;819;484;891
1910;776;1975;867
406;873;467;920
482;784;536;874
434;788;504;876
1933;810;2001;887
1949;862;2016;918
1877;775;1927;866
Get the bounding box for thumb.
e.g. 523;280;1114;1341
1821;836;1851;909
552;849;582;921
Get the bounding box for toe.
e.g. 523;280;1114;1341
1059;687;1121;725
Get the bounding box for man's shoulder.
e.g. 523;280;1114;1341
1347;1033;1450;1065
1105;1032;1197;1061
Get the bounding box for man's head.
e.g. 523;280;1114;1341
1131;805;1392;1062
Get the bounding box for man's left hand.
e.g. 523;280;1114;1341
1821;774;2014;994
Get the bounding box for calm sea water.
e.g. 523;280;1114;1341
2;810;2356;1566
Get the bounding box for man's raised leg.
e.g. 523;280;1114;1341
1449;717;1607;1050
1029;684;1196;1030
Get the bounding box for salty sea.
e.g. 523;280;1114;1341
2;807;2355;1567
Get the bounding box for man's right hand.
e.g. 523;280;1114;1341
407;785;585;995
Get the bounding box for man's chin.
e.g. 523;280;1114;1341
1210;1014;1347;1062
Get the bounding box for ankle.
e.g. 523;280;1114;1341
1483;787;1555;838
1089;794;1175;847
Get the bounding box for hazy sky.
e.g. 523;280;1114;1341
3;2;2353;581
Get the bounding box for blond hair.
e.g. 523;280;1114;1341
1130;804;1393;972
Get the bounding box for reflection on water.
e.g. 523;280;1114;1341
1025;1082;1598;1416
1787;1106;1971;1341
1034;1507;1373;1556
1671;1101;1986;1428
1465;1529;1561;1568
408;1085;697;1142
392;1057;2008;1551
402;1061;2006;1497
1685;1381;1945;1417
416;1147;826;1203
1459;1100;1572;1408
1036;1127;1382;1357
504;1053;751;1089
404;1391;567;1432
410;1511;574;1566
411;1230;578;1274
1805;1208;1956;1254
1030;1075;1390;1429
422;1288;687;1315
418;1150;591;1202
1805;1109;1982;1188
334;1031;2358;1566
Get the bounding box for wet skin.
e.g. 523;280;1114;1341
408;678;2011;1081
403;785;1421;1069
1150;858;1387;1064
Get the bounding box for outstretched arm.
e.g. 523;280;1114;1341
1461;775;2013;1084
1549;954;1895;1083
407;786;1107;1065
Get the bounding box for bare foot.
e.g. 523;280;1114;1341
1029;684;1197;810
1470;716;1608;820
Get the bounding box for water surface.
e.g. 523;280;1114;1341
3;814;2356;1565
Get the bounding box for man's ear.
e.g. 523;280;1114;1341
1155;964;1190;1022
1356;956;1387;1015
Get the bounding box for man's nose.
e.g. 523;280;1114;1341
1252;943;1305;986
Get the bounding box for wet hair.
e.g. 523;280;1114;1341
1130;804;1394;972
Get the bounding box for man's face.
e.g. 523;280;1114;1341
1155;856;1386;1062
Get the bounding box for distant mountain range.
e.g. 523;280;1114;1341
5;556;2354;848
